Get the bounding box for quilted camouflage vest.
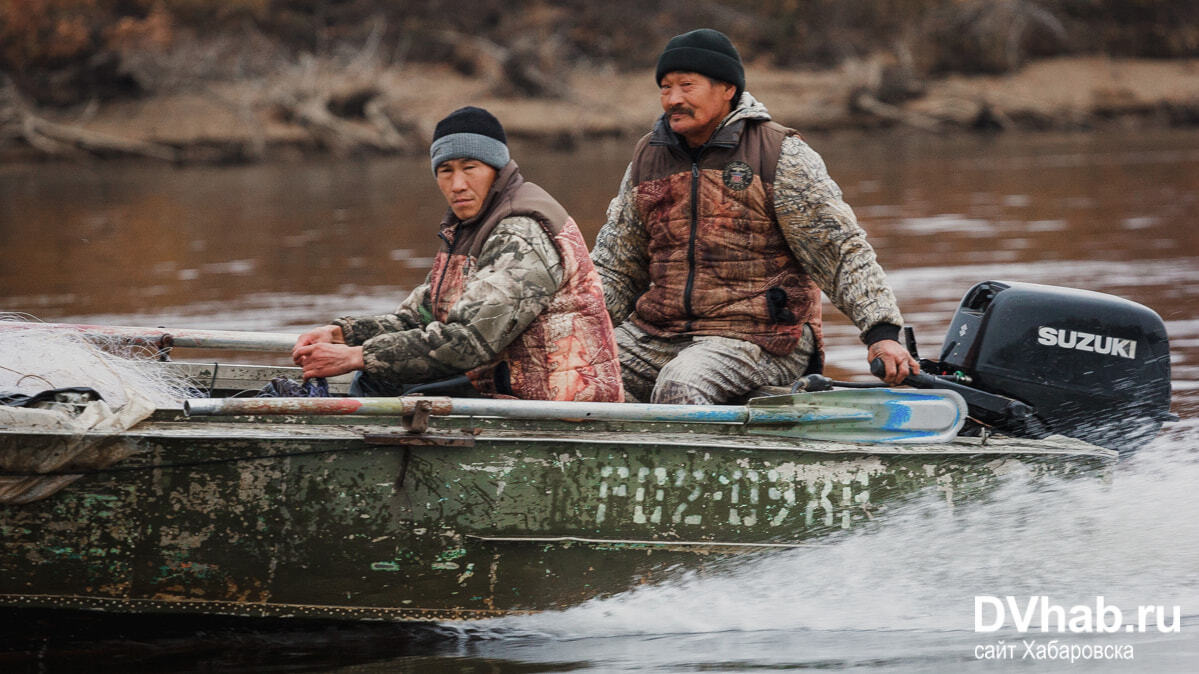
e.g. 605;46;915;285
629;117;824;363
427;162;624;402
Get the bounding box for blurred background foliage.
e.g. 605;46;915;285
2;0;1197;106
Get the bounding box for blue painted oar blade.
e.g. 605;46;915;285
746;389;968;444
746;405;873;424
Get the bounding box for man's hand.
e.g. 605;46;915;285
867;339;919;386
292;325;345;365
293;343;364;379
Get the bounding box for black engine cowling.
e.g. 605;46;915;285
928;281;1173;452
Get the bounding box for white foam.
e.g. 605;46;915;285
456;435;1199;639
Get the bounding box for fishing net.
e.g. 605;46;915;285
0;318;193;504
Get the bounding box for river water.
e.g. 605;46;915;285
2;128;1199;671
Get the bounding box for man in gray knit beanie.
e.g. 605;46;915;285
429;106;509;173
293;107;623;402
428;106;510;220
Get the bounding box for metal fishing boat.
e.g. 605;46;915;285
0;281;1174;621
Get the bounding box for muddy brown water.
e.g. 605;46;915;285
2;128;1199;671
3;128;1197;410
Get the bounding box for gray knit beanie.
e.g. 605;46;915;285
429;106;510;173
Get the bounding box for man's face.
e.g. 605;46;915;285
659;71;736;147
436;158;498;220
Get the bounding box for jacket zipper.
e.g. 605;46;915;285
683;160;700;327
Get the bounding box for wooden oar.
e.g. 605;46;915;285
0;321;297;352
183;389;967;444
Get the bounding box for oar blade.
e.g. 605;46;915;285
746;389;968;444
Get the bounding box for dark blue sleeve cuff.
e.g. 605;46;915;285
863;323;901;346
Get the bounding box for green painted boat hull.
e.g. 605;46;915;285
0;411;1113;621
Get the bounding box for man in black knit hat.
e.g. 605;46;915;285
293;106;623;402
592;28;916;405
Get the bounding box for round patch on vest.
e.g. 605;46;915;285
722;161;754;191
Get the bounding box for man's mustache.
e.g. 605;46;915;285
667;105;694;117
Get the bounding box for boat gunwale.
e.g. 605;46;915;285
0;416;1118;477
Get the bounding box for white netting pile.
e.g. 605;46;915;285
0;318;193;503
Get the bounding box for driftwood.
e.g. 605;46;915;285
261;34;418;159
853;90;1027;132
852;90;945;132
1;77;179;161
432;30;570;99
282;15;416;156
272;83;415;156
849;64;1018;134
22;114;180;161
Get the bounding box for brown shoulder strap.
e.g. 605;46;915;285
466;180;570;258
754;120;798;186
509;182;569;236
627;132;655;185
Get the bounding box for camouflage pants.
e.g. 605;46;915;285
615;321;816;404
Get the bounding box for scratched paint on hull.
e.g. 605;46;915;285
0;413;1110;620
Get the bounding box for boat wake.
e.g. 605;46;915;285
448;430;1199;645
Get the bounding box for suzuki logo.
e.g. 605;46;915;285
1037;327;1137;359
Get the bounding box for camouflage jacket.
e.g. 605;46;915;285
336;163;623;401
593;92;904;361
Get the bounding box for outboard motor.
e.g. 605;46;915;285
907;281;1174;453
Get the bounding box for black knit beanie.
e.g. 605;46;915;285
655;28;745;105
430;106;510;172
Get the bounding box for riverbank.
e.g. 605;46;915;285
3;55;1198;164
